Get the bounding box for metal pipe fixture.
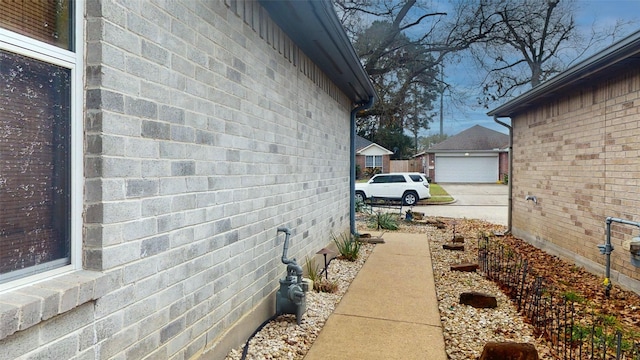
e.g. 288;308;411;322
599;217;640;297
275;227;307;324
493;116;513;233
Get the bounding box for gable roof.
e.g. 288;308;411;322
355;135;393;154
488;29;640;117
429;125;509;151
259;0;376;104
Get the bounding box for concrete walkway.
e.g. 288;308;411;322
304;232;447;360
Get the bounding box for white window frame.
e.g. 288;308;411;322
365;155;383;168
0;2;84;292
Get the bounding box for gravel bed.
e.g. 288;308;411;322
225;217;555;359
422;219;554;359
225;242;375;360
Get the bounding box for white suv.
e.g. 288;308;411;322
355;173;431;206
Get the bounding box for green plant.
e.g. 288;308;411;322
305;256;339;293
305;256;321;283
570;323;591;342
368;212;399;230
599;314;618;327
332;232;361;261
561;290;585;304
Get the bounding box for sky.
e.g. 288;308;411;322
429;0;640;136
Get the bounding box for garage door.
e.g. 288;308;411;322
435;155;498;183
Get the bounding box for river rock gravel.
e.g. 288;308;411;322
422;218;554;359
225;217;554;359
225;243;375;360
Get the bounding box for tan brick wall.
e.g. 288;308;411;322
498;152;509;182
511;67;640;291
383;154;391;173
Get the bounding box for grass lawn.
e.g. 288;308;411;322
422;183;454;204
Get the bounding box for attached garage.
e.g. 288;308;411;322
435;153;499;183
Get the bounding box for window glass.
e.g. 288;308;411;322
371;176;388;184
0;49;71;283
0;0;73;51
409;175;423;182
388;175;406;183
365;155;373;168
373;155;382;167
365;155;382;168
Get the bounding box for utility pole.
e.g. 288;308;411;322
439;63;444;136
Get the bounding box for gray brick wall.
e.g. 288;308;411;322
510;67;640;292
2;0;354;358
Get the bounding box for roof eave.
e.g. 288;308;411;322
357;143;394;155
427;149;507;153
259;0;376;104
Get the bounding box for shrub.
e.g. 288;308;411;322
332;232;361;262
368;212;399;230
364;167;382;178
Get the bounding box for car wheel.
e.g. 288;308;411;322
355;191;366;203
402;191;418;206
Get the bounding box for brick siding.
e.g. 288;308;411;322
1;0;355;358
511;66;640;292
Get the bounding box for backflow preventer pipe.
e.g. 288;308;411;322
599;217;640;297
277;227;303;282
275;227;307;324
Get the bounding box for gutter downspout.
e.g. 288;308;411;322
350;97;375;235
494;116;513;234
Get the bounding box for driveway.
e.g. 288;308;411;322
412;183;508;226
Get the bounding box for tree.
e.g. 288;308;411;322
405;83;434;151
372;125;413;160
472;0;634;105
418;133;449;151
353;20;438;132
336;0;494;153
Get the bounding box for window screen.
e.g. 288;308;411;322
0;49;71;282
0;0;73;50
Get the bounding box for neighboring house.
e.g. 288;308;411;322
355;135;393;176
0;1;375;359
488;30;640;293
421;125;509;183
